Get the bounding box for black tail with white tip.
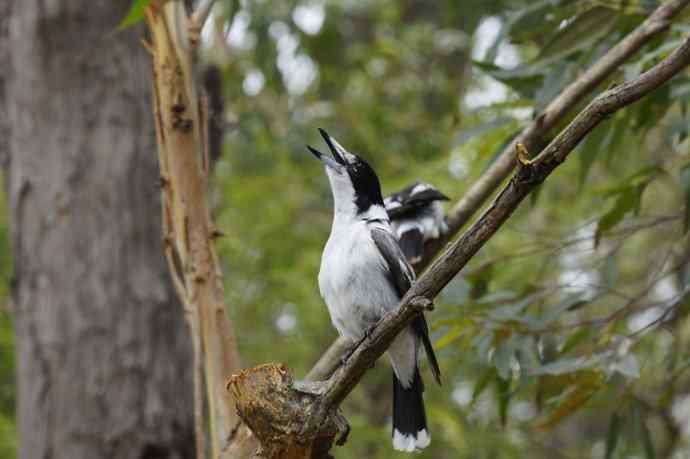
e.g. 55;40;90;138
392;369;430;452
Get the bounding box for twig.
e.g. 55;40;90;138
190;0;216;46
192;0;216;26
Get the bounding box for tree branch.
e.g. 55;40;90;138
231;32;690;459
306;0;690;383
189;0;216;45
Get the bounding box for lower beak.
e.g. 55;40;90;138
308;146;343;171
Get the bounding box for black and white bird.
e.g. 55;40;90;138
384;182;450;265
308;129;441;452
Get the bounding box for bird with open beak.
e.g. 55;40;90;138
308;129;441;452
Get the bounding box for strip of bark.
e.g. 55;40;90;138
144;3;252;458
306;0;690;383
233;32;690;459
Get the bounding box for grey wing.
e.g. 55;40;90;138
370;227;414;296
370;228;442;385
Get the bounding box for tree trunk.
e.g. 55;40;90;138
5;1;195;458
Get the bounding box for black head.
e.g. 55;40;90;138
308;129;384;214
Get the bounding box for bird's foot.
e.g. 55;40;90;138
363;322;378;339
339;342;360;366
334;408;351;446
340;323;381;366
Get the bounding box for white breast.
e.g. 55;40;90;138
318;220;400;341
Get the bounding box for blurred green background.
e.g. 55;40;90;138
4;0;690;457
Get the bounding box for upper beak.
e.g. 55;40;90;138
308;145;342;171
318;128;349;165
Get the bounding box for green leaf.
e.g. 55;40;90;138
494;338;515;380
536;7;618;64
634;401;655;459
595;184;646;246
451;117;515;148
434;322;468;351
598;165;660;196
632;85;671;134
561;328;591;355
505;0;581;44
680;164;690;232
495;373;512;426
534;383;599;430
603;111;631;167
530;357;593;376
472;60;545;99
119;0;155;30
641;418;655;459
531;294;589;329
471;367;497;406
604;412;621;459
579;121;612;186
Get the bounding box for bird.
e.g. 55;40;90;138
308;128;441;452
384;182;450;265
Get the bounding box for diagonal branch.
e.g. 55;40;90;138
306;0;690;382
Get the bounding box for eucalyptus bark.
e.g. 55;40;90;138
143;4;256;458
5;1;194;458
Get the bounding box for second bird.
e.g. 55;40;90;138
308;129;441;452
384;182;450;265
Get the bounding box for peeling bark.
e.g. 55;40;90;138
143;3;256;458
228;364;338;459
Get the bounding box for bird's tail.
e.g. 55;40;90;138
398;228;424;265
392;369;430;452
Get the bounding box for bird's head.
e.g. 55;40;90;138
308;128;385;218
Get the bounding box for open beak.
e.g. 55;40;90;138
308;145;343;171
307;128;353;172
319;128;354;165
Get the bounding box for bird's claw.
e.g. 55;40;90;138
334;409;350;446
363;323;377;338
340;345;355;367
340;324;378;366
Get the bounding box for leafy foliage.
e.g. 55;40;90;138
119;0;155;30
